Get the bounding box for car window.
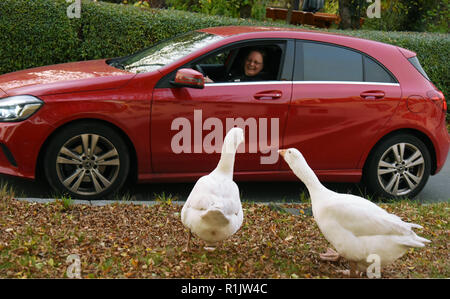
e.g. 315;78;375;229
196;44;285;83
300;42;363;82
294;41;397;83
408;56;430;81
364;56;396;83
155;41;288;88
200;50;230;65
108;31;223;74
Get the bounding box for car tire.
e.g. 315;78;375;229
44;122;130;200
364;134;431;199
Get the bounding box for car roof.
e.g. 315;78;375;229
197;26;416;58
198;25;320;36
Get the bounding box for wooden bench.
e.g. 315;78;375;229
266;7;364;29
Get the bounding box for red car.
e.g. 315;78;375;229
0;26;448;200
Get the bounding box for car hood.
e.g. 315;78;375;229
0;59;135;97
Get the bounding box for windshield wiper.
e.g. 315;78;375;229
129;63;165;68
110;62;126;70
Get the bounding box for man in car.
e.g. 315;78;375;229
238;49;268;81
206;48;270;82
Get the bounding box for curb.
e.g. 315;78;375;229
14;197;308;216
15;197;167;207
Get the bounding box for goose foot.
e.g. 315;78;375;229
320;248;340;261
204;241;220;252
183;230;193;252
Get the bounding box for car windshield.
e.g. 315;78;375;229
109;31;223;74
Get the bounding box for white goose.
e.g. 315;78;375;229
279;148;430;277
181;127;244;251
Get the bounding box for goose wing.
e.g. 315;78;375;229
319;195;418;238
183;174;240;214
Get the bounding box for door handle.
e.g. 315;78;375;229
254;90;282;100
360;91;385;100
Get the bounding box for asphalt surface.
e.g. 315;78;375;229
1;152;448;204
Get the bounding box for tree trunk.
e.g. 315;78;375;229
286;0;294;24
350;0;363;29
339;0;364;29
339;0;352;29
239;1;252;19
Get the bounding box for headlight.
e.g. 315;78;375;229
0;95;44;122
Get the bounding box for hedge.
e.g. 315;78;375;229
0;0;264;75
0;0;448;106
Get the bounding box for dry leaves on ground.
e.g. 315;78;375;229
0;197;448;278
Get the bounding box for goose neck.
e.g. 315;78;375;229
215;152;236;177
295;163;327;197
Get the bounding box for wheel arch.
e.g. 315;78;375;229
35;118;138;186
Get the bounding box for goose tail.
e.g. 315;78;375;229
408;222;423;229
397;233;431;248
413;235;431;244
201;209;230;226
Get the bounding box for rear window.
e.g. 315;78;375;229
408;56;430;81
295;41;396;83
302;42;363;82
364;56;396;83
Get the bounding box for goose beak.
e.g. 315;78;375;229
278;149;286;157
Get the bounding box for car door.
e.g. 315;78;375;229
283;40;401;173
151;40;295;174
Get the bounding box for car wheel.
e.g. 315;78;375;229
44;122;130;200
364;134;431;199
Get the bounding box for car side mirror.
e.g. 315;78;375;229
170;68;205;89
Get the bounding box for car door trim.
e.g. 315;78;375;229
205;81;293;87
206;81;399;87
292;81;400;86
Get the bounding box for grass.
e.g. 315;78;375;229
0;181;15;200
0;193;448;279
55;195;74;212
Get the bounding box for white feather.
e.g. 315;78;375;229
280;148;430;272
181;128;244;245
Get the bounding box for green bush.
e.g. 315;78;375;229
0;0;79;74
362;0;449;33
0;0;448;107
0;0;265;75
165;0;269;20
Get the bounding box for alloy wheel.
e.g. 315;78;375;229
55;133;121;196
377;142;425;196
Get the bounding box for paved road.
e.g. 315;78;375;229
1;152;448;203
414;151;450;202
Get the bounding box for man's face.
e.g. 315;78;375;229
244;51;264;77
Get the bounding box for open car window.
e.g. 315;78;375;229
155;41;288;88
191;43;286;83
